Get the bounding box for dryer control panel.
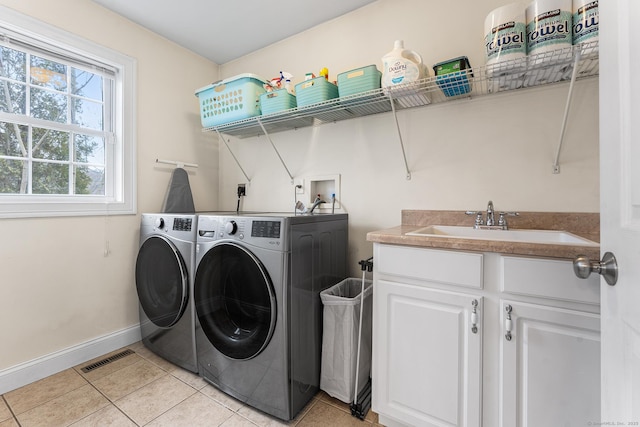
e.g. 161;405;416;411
196;215;287;250
251;221;281;239
140;213;198;241
172;217;193;232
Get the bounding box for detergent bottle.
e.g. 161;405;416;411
381;40;425;88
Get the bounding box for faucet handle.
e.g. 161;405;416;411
498;212;519;227
465;211;484;226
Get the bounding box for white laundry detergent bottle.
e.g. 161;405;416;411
381;40;425;88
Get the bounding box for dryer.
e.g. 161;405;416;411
194;213;348;420
135;213;198;372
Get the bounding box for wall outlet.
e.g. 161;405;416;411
295;179;305;194
237;183;246;197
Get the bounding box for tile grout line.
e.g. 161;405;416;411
6;370;93;424
76;348;164;426
1;394;21;427
138;382;202;427
83;377;140;427
122;348;199;426
92;348;208;427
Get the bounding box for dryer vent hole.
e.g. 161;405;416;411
81;349;135;373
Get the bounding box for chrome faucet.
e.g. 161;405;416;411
309;195;326;214
465;200;519;230
486;200;495;226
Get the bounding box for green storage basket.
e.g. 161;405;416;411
295;77;338;108
337;65;382;98
260;89;297;115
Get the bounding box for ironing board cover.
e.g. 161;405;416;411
161;167;196;213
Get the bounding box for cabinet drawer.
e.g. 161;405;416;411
500;256;600;305
376;244;483;289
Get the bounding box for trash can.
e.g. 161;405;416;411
320;277;373;403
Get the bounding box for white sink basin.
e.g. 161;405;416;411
406;225;599;246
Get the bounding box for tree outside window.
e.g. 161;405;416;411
0;44;107;196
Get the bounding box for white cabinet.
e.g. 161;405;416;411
373;244;483;427
374;279;482;427
499;300;600;427
372;243;600;427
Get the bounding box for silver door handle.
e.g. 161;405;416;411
573;252;618;286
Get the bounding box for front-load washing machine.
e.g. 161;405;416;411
194;213;348;420
135;213;198;372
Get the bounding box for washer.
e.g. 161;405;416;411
194;213;348;420
135;213;198;373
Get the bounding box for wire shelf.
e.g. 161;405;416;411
203;41;598;140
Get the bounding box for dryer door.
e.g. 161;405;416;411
135;236;189;328
195;242;277;360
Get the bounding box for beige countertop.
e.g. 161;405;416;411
366;210;600;260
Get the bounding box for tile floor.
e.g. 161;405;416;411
0;342;381;427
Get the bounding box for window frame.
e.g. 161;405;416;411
0;6;136;218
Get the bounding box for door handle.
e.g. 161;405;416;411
504;304;513;341
573;252;618;286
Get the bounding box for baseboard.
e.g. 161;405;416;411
0;325;141;395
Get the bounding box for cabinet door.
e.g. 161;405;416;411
373;279;482;427
500;300;600;427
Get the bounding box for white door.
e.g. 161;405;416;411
374;279;482;427
599;0;640;421
499;300;600;427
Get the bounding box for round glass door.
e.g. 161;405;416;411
195;243;276;360
135;236;188;328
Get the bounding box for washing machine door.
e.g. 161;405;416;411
135;236;189;328
195;242;277;360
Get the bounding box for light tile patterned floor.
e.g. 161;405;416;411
0;342;381;427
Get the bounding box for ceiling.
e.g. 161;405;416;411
92;0;377;64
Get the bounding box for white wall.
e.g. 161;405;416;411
0;0;219;371
217;0;599;272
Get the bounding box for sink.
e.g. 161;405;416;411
406;225;599;246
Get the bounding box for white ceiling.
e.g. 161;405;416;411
92;0;377;64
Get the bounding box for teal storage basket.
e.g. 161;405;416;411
337;65;382;98
260;89;297;115
195;73;267;127
295;77;338;107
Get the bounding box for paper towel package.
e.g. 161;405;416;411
484;3;527;76
526;0;573;64
573;0;599;50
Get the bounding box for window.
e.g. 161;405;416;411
0;6;136;218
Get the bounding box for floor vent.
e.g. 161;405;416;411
81;349;135;373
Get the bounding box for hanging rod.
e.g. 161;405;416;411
155;158;198;168
214;129;251;183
